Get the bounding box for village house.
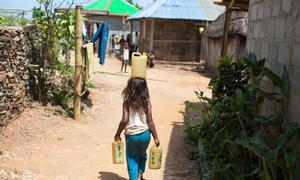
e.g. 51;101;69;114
127;0;224;62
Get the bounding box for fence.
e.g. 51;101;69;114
0;8;32;19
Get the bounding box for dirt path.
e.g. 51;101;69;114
0;57;211;180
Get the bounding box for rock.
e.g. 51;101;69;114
0;72;6;82
0;35;10;42
14;90;22;97
7;72;14;78
8;78;16;83
0;26;30;125
13;36;21;42
8;84;14;90
1;61;8;66
9;29;18;37
11;44;17;50
0;42;4;48
0;111;6;115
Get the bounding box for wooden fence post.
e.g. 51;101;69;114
74;5;83;120
221;0;236;56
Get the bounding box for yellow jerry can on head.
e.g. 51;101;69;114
131;52;147;79
148;145;162;170
112;140;124;164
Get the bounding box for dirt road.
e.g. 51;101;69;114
0;57;211;180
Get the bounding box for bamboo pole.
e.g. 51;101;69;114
74;5;83;120
221;0;236;56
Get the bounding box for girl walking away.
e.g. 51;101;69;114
114;78;160;180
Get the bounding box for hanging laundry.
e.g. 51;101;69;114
85;43;94;79
90;21;109;65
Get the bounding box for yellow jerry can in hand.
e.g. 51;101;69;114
149;145;162;170
112;140;124;164
131;52;147;79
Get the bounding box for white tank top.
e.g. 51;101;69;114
125;108;149;135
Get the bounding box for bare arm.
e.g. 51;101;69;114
114;102;129;140
145;101;160;146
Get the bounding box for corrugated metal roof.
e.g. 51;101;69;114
128;0;225;21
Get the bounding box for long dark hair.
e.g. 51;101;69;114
122;78;149;110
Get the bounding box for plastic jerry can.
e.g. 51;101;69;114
148;145;162;169
131;52;147;79
112;140;124;164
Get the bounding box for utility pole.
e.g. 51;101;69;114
74;5;83;120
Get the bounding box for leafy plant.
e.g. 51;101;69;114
56;12;76;64
86;81;96;89
27;0;75;111
48;85;72;106
209;55;249;98
185;51;300;179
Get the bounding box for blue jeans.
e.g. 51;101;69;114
125;130;151;180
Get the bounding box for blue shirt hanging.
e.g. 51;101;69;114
90;21;109;65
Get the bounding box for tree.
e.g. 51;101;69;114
126;0;143;10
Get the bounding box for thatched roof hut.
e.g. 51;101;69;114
204;11;248;38
201;11;248;71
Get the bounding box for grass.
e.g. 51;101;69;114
0;16;31;26
87;81;96;89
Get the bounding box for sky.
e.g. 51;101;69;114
0;0;153;19
0;0;154;10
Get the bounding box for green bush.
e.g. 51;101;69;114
185;52;300;180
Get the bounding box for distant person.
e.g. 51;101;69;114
126;33;132;47
148;51;155;68
121;43;129;73
119;35;126;57
134;32;139;52
115;35;120;54
114;77;160;180
110;33;116;56
126;33;133;60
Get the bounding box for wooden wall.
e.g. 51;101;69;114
201;35;246;72
140;19;202;62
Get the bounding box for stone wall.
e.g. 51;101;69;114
0;26;30;125
246;0;300;122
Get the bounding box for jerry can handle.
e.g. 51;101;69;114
114;137;122;142
132;52;142;57
153;144;161;148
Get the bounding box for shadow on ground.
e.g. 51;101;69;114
162;103;201;180
82;96;94;108
98;171;127;180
